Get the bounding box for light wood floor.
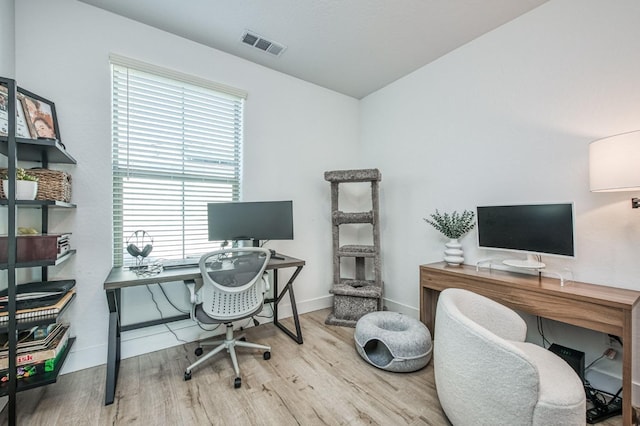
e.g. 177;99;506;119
0;309;625;425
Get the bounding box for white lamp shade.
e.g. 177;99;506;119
589;130;640;192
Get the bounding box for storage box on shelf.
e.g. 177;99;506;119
0;168;72;202
0;234;71;263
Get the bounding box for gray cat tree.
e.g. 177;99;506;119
324;168;383;327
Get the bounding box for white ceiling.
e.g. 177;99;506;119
78;0;548;99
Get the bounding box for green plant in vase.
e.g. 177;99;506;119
424;209;475;266
2;168;39;200
1;168;38;182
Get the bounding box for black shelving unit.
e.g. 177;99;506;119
0;249;77;270
0;200;76;208
0;77;77;426
0;137;76;164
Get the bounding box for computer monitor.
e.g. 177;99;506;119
207;200;294;246
476;203;575;268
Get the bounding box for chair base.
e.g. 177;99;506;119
184;322;271;387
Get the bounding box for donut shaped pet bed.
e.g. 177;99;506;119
354;311;432;372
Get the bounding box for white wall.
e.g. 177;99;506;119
360;0;640;400
12;0;359;372
0;0;14;78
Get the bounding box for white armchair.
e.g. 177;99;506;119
434;288;585;426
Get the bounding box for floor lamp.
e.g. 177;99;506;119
589;130;640;207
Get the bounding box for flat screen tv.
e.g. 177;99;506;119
208;200;294;246
476;203;574;269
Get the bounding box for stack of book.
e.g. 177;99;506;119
0;279;76;322
0;323;70;380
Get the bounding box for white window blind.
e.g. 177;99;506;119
111;58;244;266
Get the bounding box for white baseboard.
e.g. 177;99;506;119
382;297;420;319
277;294;333;318
61;342;110;374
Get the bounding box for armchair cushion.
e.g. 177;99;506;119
512;341;586;424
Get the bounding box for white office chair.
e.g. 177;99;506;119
184;247;272;388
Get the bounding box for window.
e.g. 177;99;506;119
110;55;246;266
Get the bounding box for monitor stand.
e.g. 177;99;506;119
503;254;545;269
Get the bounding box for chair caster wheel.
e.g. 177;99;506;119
195;347;203;356
263;351;271;360
234;377;241;388
184;371;192;381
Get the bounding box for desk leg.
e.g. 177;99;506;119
105;289;121;405
272;266;304;344
420;287;439;336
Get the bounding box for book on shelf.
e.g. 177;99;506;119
0;324;70;370
0;333;70;382
0;289;75;322
0;279;75;304
0;322;65;353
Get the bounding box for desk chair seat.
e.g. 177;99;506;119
184;248;272;388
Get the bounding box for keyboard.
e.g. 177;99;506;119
161;258;200;270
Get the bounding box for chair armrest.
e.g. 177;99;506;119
183;279;200;304
262;272;270;293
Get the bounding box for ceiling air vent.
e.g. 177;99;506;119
241;30;286;57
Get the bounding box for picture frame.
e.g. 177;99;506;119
0;85;59;140
0;85;8;137
19;88;60;141
15;93;33;138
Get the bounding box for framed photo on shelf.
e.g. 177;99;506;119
0;85;33;138
20;90;59;140
0;85;7;136
15;93;33;138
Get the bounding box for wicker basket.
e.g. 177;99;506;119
0;168;72;202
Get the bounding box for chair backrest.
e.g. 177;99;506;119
434;288;538;426
199;247;271;321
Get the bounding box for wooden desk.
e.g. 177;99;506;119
420;262;640;426
103;254;305;405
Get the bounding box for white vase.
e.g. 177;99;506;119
444;238;464;266
2;180;38;200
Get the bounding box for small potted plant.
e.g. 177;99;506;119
424;209;475;266
2;168;39;200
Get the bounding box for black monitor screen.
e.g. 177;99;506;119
208;200;294;243
476;203;574;257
